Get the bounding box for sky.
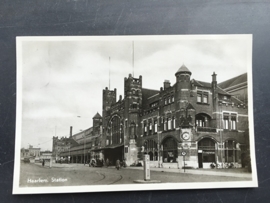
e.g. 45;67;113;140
18;35;251;151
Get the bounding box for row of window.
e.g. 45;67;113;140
164;95;174;105
143;117;176;136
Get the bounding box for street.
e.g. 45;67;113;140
19;162;252;187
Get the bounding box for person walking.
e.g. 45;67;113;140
116;159;120;170
106;158;109;167
42;159;45;167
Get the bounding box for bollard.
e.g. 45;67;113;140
144;154;150;181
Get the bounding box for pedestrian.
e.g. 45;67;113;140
116;159;120;170
123;158;126;168
42;159;45;167
106;158;109;167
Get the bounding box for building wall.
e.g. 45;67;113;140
98;67;249;169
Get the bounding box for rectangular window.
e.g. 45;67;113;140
171;96;174;102
196;119;204;127
144;123;147;136
223;113;229;129
231;114;237;130
203;93;208;103
197;92;202;103
149;122;152;135
168;119;172;130
164;122;167;131
154;121;157;133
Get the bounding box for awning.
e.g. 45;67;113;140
92;144;124;151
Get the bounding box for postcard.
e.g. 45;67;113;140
13;35;257;194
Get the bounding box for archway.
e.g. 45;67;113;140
162;137;178;163
198;138;216;168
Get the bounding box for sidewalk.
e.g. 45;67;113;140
125;166;252;178
34;162;84;169
34;163;252;178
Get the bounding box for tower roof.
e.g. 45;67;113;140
93;112;102;119
175;64;192;75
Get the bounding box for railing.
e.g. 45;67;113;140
197;127;217;133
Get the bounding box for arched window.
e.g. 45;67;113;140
111;116;122;145
130;122;136;139
198;138;216;164
143;139;158;161
149;151;153;161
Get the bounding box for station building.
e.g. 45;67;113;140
58;113;104;164
100;65;249;169
59;65;249;169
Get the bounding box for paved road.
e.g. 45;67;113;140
19;163;251;187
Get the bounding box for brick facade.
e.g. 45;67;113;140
100;65;249;169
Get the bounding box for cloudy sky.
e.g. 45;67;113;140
18;35;251;151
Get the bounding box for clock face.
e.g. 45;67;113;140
182;132;190;140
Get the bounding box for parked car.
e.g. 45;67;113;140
23;158;30;163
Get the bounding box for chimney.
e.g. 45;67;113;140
69;126;73;138
119;95;122;101
164;80;171;90
212;72;217;89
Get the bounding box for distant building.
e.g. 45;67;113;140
20;148;30;159
40;151;52;161
60;65;249;169
218;73;247;104
21;145;41;162
52;128;78;161
59;113;103;164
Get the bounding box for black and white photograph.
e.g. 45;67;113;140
13;35;257;194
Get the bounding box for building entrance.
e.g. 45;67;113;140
198;138;216;168
103;145;124;166
162;137;178;163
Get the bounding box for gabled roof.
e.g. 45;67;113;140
218;73;247;90
93;112;102;119
216;87;231;95
175;64;192;75
193;79;231;95
193;79;212;88
142;88;160;109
